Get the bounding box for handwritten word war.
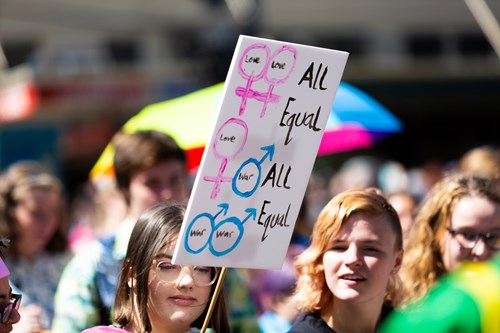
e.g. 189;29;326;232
238;172;254;181
215;230;235;238
190;229;207;237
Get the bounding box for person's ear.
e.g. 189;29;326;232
392;249;404;274
125;259;135;288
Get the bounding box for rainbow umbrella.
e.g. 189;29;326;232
90;82;401;180
318;82;402;156
90;83;223;181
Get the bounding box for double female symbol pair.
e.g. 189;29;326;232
236;43;298;117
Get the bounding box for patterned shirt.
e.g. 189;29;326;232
6;251;72;329
51;218;134;333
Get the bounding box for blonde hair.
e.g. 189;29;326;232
399;173;500;304
291;188;403;313
456;145;500;180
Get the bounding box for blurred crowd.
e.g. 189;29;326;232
0;130;498;333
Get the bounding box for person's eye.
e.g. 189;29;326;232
328;245;347;252
158;262;177;271
194;266;212;274
460;232;477;242
364;247;381;253
170;176;185;188
144;179;161;189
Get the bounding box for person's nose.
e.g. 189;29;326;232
344;245;362;268
470;238;490;260
159;188;173;201
176;267;195;289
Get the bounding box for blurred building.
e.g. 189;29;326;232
1;0;499;194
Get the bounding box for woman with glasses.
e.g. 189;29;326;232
399;173;500;305
82;201;230;333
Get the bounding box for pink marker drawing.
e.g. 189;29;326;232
261;45;297;117
203;118;248;199
235;43;272;116
235;43;297;118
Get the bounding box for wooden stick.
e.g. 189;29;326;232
201;267;228;333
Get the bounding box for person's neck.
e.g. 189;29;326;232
148;321;192;333
321;298;383;333
17;247;40;262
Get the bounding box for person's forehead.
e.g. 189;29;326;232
136;160;185;178
156;236;179;256
451;196;500;230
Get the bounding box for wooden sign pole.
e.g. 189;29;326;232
200;267;228;333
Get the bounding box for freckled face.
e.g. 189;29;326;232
146;241;212;332
322;213;402;305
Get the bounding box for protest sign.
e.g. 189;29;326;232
173;35;348;269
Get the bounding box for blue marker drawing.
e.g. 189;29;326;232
209;208;257;256
184;203;228;254
184;204;257;257
232;144;275;198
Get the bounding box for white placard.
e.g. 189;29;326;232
173;35;348;269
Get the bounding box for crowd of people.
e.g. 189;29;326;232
0;130;499;333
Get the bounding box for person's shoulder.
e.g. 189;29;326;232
81;325;129;333
289;312;334;333
61;236;116;277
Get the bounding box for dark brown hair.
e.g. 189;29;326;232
112;130;186;202
113;202;230;333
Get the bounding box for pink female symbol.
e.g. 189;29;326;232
235;44;270;115
203;118;248;199
261;45;297;117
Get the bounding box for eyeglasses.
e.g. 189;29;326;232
0;293;21;324
447;228;500;251
154;260;219;287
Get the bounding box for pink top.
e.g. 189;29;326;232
81;326;130;333
0;257;10;279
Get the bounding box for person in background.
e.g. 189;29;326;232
0;237;21;333
53;130;259;333
455;145;500;191
68;180;127;253
82;202;230;333
251;244;305;333
399;173;500;305
0;161;71;332
386;191;417;244
289;188;404;333
379;252;500;333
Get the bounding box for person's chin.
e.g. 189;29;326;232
334;288;363;301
